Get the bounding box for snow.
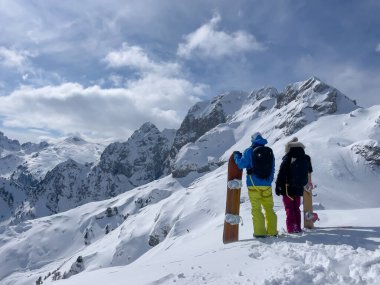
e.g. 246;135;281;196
1;157;380;284
0;136;104;180
189;91;248;120
0;78;379;284
22;137;104;180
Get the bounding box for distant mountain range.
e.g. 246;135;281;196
1;76;378;226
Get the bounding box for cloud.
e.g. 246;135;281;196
0;81;204;140
0;43;207;141
104;43;180;76
104;43;155;70
0;47;30;69
376;43;380;52
177;14;265;59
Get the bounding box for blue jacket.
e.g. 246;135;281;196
234;136;275;187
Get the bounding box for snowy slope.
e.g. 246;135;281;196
1;77;379;284
0;135;104;181
54;207;380;285
1;162;379;284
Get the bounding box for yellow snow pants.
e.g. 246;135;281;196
247;186;278;236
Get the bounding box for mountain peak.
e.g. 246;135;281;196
288;76;328;93
307;75;322;83
139;122;159;133
64;136;87;144
0;131;21;151
276;77;357;113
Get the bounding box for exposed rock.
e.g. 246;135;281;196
62;256;85;279
274;77;358;136
0;131;21;152
35;159;91;214
11;165;40;188
352;141;380;168
170;102;226;157
250;87;278;101
21;141;49;154
87;122;173;200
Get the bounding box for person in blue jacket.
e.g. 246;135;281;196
234;132;278;237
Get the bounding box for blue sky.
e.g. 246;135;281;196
0;0;379;142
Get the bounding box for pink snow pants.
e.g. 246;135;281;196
283;196;301;233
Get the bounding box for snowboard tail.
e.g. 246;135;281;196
223;153;243;244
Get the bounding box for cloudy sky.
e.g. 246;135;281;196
0;0;379;142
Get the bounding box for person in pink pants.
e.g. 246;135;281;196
275;137;313;233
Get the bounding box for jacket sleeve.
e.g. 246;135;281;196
269;155;275;182
305;155;313;173
234;148;251;170
275;157;288;190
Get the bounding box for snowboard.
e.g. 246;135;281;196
303;186;315;229
223;153;243;244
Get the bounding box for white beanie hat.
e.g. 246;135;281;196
285;137;305;153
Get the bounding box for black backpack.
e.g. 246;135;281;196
250;146;274;179
288;155;309;187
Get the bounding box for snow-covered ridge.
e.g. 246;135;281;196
172;77;359;177
0;135;104;180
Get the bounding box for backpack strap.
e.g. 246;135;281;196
248;175;272;197
246;145;256;175
285;181;294;201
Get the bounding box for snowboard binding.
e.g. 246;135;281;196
305;211;319;222
225;213;243;225
227;179;242;190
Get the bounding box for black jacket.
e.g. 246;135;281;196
275;147;313;197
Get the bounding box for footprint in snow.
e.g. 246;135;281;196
249;252;262;259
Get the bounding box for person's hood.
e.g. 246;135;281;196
251;133;268;146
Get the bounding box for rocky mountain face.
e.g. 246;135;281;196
0;132;21;152
169;90;247;177
0;77;368;224
0;136;105;224
5;123;175;219
34;159;92;214
351;108;380;169
170;77;358;178
170;100;227;156
274;77;357;136
86;122;173;200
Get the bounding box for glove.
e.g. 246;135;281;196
233;151;242;158
305;182;314;192
275;186;282;196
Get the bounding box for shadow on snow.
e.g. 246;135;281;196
238;227;380;251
